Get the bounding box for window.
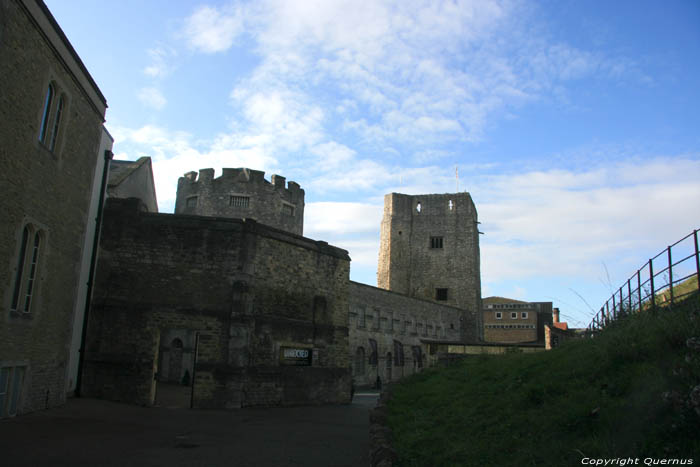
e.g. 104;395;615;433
11;225;43;314
48;94;64;151
430;236;443;249
186;196;198;208
436;288;448;301
358;307;366;328
393;341;404;367
416;202;422;213
38;83;67;153
368;339;378;366
495;312;502;319
230;195;250;208
448;199;454;210
0;366;25;418
282;204;294;216
511;312;517;319
38;83;54;143
521;312;528;319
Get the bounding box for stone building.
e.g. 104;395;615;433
482;297;553;344
377;192;482;341
107;157;158;213
0;0;108;417
175;168;304;236
81;167;483;406
348;282;468;386
82;198;351;407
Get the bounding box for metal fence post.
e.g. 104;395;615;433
637;269;642;314
627;279;632;315
695;229;699;293
649;259;656;314
619;287;624;317
668;246;673;306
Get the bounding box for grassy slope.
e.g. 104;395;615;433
387;293;700;466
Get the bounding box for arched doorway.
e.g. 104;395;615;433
169;338;184;383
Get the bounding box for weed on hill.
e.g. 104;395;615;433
387;292;700;466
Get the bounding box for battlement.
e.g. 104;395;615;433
179;168;303;195
384;192;476;218
175;168;305;236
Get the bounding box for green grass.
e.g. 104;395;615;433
387;292;700;466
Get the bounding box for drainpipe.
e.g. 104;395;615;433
75;149;113;397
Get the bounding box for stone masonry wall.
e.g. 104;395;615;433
0;0;105;416
174;168;304;236
348;281;474;387
84;198;350;408
377;192;482;342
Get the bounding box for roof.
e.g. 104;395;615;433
553;322;569;331
108;157;151;188
482;296;528;305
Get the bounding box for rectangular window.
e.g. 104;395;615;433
358;307;366;328
230;195;250;208
436;288;448;301
282;204;294;216
521;312;528;319
495;312;502;319
430;236;443;249
511;312;517;319
186;196;198;208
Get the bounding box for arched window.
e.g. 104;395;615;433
38;84;54;143
11;225;44;314
354;347;365;376
48;94;64;151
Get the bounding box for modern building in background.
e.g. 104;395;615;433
482;297;554;344
0;0;108;417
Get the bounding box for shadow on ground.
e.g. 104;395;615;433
0;393;379;467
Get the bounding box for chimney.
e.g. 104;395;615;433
553;308;560;323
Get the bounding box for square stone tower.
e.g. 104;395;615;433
377;192;482;341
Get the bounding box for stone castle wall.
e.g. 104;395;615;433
83;198;350;408
0;0;106;416
377;192;482;341
348;281;474;386
174;168;305;236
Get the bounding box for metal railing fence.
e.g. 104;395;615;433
587;229;700;332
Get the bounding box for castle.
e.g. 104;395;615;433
78;167;481;407
1;0;553;418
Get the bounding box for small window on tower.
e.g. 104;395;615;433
186;196;198;208
416;202;422;213
230;195;250;208
430;236;443;249
435;288;448;301
282;203;294;216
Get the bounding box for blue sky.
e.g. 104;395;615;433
45;0;700;327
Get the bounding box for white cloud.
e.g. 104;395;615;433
475;157;700;286
305;202;382;236
143;46;177;78
183;5;244;53
137;87;167;110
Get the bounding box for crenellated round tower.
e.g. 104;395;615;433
174;168;305;235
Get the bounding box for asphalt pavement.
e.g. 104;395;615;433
0;392;379;467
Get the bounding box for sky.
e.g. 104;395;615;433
45;0;700;328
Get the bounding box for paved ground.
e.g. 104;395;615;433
0;392;379;467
